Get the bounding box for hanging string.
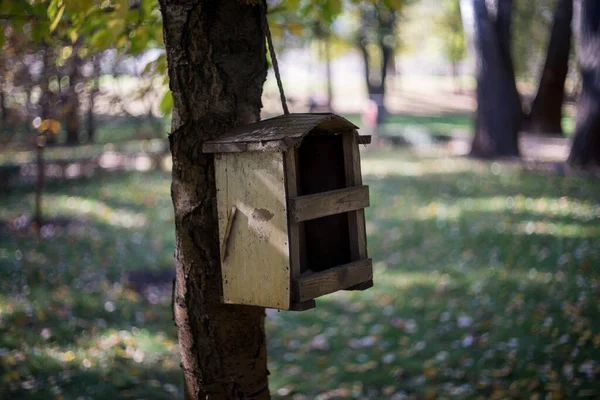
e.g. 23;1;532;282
263;1;289;115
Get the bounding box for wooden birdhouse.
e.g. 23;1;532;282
203;113;372;311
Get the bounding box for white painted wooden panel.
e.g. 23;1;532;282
215;151;291;309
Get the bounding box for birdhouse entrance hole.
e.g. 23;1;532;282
296;135;352;274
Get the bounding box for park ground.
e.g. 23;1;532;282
0;76;599;399
1;139;600;398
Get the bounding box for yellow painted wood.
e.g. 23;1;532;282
215;152;291;310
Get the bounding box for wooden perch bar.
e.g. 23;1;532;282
288;185;370;223
220;206;237;264
295;258;373;303
358;135;371;145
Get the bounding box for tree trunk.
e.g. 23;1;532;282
40;45;57;145
0;81;7;125
470;0;521;158
358;41;385;129
87;56;100;142
64;91;80;145
358;6;396;127
451;62;461;94
158;1;270;399
568;0;600;167
64;43;82;146
34;133;46;234
324;34;333;112
526;0;573;135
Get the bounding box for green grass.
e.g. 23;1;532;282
0;114;169;150
1;149;600;399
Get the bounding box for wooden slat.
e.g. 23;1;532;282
284;149;302;295
295;259;373;303
343;132;368;260
343;131;371;291
288;185;369;223
203;140;290;154
288;300;316;311
358;135;372;145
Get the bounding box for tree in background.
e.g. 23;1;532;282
469;0;521;158
437;0;467;93
525;0;573;136
356;1;399;125
0;0;163;145
568;0;600;167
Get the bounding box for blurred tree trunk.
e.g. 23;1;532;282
451;62;462;94
64;42;82;145
324;33;333;112
470;0;521;158
87;56;100;142
568;0;600;167
358;5;396;126
525;0;573;136
40;45;57;145
158;0;270;399
0;79;7;125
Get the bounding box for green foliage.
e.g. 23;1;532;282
436;0;466;65
512;0;555;79
1;0;162;53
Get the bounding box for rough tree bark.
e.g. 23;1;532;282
470;0;521;158
158;1;270;399
568;0;600;166
525;0;573;136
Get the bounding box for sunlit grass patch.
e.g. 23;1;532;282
1;148;600;399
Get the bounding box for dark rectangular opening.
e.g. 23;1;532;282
297;134;351;273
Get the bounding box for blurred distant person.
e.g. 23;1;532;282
361;99;379;136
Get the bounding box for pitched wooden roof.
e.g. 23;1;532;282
203;113;358;153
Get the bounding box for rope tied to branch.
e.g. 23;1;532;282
263;1;289;115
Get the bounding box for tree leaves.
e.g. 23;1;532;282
159;91;172;115
49;3;65;32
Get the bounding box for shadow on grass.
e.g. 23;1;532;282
2;151;600;399
2;347;182;399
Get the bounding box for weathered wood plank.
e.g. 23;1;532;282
204;140;292;154
284;149;302;290
215;152;291;310
343;131;371;291
288;185;370;223
358;135;372;145
203;113;358;153
343;132;368;260
295;258;373;303
288;300;316;311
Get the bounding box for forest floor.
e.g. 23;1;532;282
1;145;599;399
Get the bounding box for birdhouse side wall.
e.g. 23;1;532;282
214;151;291;310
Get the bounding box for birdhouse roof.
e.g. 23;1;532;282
203;113;358;153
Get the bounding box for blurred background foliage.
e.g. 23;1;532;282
0;0;577;147
1;0;600;399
